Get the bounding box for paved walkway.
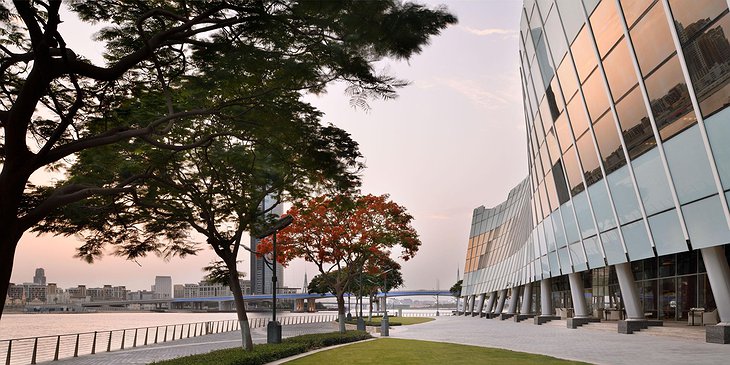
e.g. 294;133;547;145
44;322;340;364
391;316;730;365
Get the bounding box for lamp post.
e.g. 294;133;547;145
255;215;293;344
380;268;393;336
357;271;365;330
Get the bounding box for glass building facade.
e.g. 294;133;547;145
463;0;730;328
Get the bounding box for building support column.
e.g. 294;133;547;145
483;291;497;318
615;263;658;334
567;272;600;328
535;278;560;325
702;245;730;344
500;287;520;320
473;293;486;317
494;289;508;314
515;284;534;322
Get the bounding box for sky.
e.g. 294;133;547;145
9;0;527;293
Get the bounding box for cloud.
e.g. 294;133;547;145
461;26;518;37
437;77;520;111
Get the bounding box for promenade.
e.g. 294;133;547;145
40;316;730;364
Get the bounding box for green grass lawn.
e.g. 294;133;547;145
354;316;434;326
284;338;591;365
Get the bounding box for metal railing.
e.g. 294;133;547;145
1;314;338;365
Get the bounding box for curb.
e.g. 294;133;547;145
264;338;378;365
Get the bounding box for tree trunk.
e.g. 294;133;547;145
336;292;346;333
226;260;253;351
368;295;374;321
0;235;20;320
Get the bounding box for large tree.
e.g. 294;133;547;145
257;194;420;333
0;0;456;320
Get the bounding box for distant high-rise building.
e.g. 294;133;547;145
153;276;172;299
33;268;46;286
250;195;284;295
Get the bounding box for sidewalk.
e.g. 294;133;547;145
45;322;340;365
391;316;730;365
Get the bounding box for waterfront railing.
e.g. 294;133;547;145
1;314;337;365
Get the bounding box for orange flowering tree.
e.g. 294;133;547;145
257;194;420;333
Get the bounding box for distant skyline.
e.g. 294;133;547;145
10;0;527;292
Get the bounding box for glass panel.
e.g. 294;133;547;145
619;0;654;28
549;251;561;275
577;132;603;186
601;229;627;265
564;146;585;195
573;191;597;238
644;55;697;141
648;209;689;255
545;214;557;251
658;255;676;277
545;4;568;65
559;247;573;273
590;0;623;57
553;209;568;248
567;93;590;138
593;113;627;174
558;54;579;101
602;39;636;101
556;0;586;43
584;235;606;268
668;0;728;42
542;255;551;277
546;130;561;164
540;98;555;131
553;160;571;204
633;148;675;215
705;107;730;189
540;142;553;178
583;0;600;16
682;194;730;249
630;2;676;75
570;241;588;271
663;124;718;203
615;85;656;159
545;169;559;212
536;34;556;88
582;69;610;121
572;26;598;83
588;181;617;232
531;54;546;99
622;220;655;260
555;113;573;153
547;81;564;116
682;13;730;119
561;201;581;243
606;165;642;224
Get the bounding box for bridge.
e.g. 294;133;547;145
81;290;452;312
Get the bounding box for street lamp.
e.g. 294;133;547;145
255;214;293;344
380;268;393;336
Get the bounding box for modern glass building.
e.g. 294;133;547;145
461;0;730;343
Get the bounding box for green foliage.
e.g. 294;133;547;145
152;331;372;365
450;280;463;298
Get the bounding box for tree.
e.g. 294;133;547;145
450;279;463;312
257;194;420;333
0;0;456;321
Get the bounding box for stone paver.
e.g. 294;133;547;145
43;322;340;364
391;316;730;365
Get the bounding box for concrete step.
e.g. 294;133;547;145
636;326;706;342
581;322;618;333
543;319;567;328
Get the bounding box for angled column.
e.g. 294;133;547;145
494;289;508;314
467;294;476;315
566;272;599;328
483;291;497;318
515;284;534;322
473;293;486;317
500;287;520;320
535;278;560;325
615;263;657;334
701;246;730;343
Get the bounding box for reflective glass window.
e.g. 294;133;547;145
545;4;568;65
545;171;559;212
589;181;617;232
619;0;655;28
622;220;655;260
648;209;689;255
601;229;627;265
644;55;697;141
536;35;556;88
682;13;730;119
531;54;546;99
630;2;675;74
607;165;642;224
570;241;588;271
602;39;637;101
542;255;551;277
594;113;627;174
564;146;585;195
546;131;561;164
537;0;554;21
540;141;553;175
553;209;568;248
573;191;597;238
590;0;623;57
556;0;586;43
558;54;579;100
555;113;573;153
540;98;556;130
668;0;728;42
583;0;600;16
577;132;603;186
572;26;598;82
682;194;730;249
544;214;557;251
582;69;610;121
540;181;552;218
547;82;564;117
567;93;590;138
535;112;546;143
705;107;730;189
553;160;571;204
584;235;607;268
663;124;718;203
549;251;561;275
561;201;581;243
633;148;675;215
559;247;573;273
615;85;656;159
